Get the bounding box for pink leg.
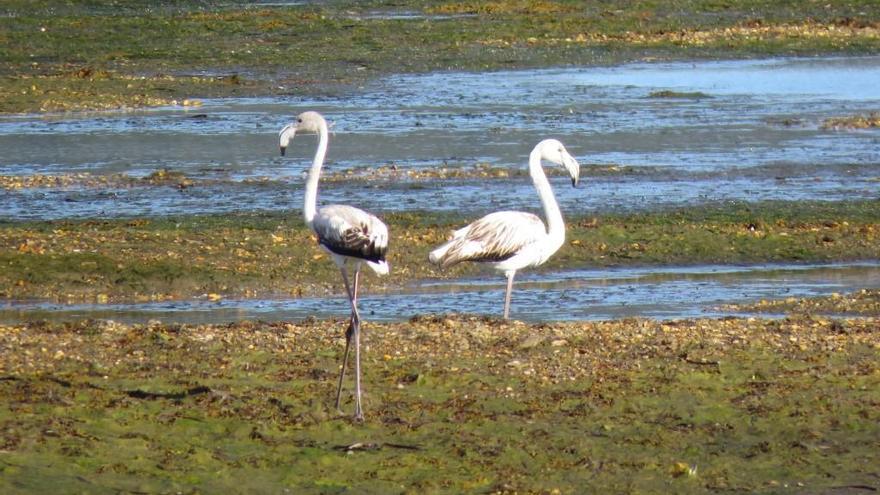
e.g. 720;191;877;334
503;271;515;319
334;263;363;419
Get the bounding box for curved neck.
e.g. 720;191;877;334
303;122;328;227
529;146;564;242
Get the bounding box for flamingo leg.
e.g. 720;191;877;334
503;270;516;319
334;320;353;411
351;265;364;421
334;263;364;420
334;264;362;413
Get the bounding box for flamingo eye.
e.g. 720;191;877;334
297;118;303;123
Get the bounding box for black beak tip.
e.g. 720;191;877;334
571;178;578;187
280;147;286;157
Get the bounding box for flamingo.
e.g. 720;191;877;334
429;139;580;319
279;111;389;421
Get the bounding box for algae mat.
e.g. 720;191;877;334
1;315;878;493
2;201;879;304
3;1;880;113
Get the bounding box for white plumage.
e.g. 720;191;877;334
429;139;580;319
279;110;388;421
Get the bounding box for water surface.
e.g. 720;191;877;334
1;56;878;220
2;262;876;324
2;57;878;323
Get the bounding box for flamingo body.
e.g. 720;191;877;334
429;139;580;319
314;204;389;273
429;210;554;271
279;111;388;421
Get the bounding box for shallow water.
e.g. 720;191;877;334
1;56;879;220
2;57;878;322
2;262;877;324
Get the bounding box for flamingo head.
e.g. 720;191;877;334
537;139;580;187
279;111;327;156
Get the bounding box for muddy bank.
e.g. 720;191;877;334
724;288;880;316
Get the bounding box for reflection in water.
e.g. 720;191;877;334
2;262;878;324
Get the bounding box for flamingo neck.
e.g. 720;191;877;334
529;146;564;244
303;121;328;228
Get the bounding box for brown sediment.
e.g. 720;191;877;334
0;163;630;191
0;171;195;190
821;112;880;130
722;288;880;315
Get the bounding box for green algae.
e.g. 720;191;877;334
1;316;878;493
1;200;878;302
2;0;880;113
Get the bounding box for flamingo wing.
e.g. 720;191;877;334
313;204;388;263
431;211;546;268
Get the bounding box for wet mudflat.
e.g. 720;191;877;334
1;200;878;318
3;0;880;114
3;262;880;324
1;314;878;493
2;2;880;493
1;56;878;321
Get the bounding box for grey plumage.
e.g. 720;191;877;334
314;204;389;266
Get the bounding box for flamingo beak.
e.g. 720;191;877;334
564;154;580;188
279;123;296;157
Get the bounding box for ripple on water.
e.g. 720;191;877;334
1;56;879;220
2;262;878;324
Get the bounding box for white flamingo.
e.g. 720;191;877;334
429;139;580;319
279;111;389;421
